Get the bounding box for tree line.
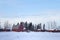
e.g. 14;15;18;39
0;21;60;32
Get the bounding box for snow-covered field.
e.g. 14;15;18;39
0;32;60;40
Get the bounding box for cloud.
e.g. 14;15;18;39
0;16;60;25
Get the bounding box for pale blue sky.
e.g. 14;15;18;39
0;0;60;18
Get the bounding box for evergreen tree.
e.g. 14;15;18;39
43;24;45;30
28;22;32;31
24;22;28;30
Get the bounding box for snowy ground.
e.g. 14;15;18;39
0;32;60;40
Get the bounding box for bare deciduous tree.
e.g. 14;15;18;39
4;21;11;30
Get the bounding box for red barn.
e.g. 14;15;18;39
18;22;24;32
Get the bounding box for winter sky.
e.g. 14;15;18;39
0;0;60;25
